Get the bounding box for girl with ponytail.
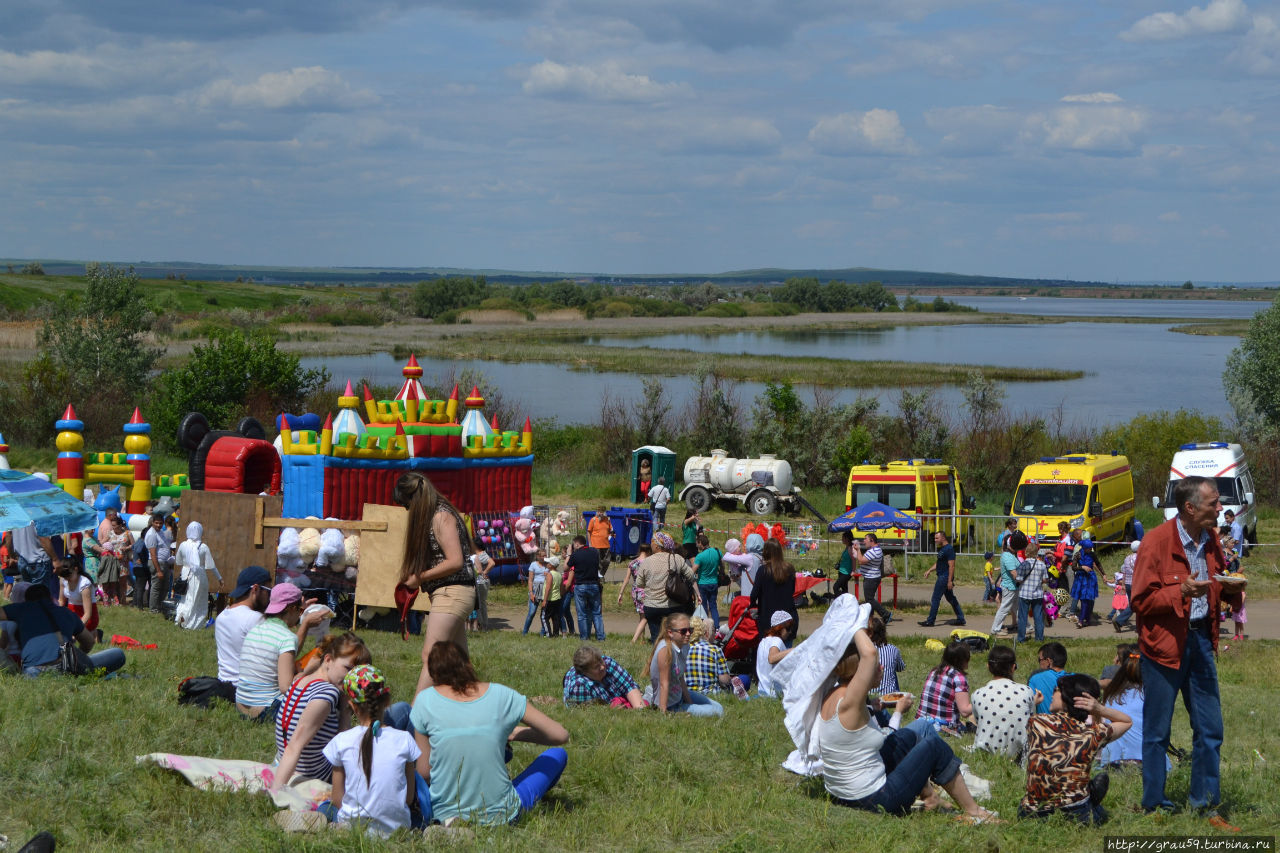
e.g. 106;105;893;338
320;665;423;836
1098;644;1155;769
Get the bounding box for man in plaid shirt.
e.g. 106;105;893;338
563;646;645;707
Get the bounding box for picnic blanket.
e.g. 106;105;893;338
137;753;331;811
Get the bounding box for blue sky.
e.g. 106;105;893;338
2;0;1277;281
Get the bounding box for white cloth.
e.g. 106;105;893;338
322;725;421;837
774;594;870;776
215;605;263;684
174;524;220;630
755;637;787;698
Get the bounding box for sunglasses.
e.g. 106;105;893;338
672;627;693;635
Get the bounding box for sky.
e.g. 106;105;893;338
2;0;1278;281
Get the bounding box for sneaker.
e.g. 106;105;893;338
1206;814;1241;833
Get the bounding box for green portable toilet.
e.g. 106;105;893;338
631;445;677;504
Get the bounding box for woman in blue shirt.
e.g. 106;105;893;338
409;641;569;825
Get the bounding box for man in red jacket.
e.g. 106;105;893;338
1132;476;1244;831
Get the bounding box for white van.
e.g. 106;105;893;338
1153;442;1256;542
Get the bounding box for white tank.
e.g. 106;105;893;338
683;450;793;495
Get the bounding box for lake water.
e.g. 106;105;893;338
304;315;1240;428
943;295;1268;318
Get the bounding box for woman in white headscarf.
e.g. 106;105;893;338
174;522;222;629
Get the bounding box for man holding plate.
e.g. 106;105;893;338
1132;476;1245;831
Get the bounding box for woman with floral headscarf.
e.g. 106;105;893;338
636;531;696;642
174;521;222;629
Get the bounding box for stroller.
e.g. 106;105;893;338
719;595;761;676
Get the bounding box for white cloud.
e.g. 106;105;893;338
1159;211;1182;222
0;43;214;93
872;194;901;209
198;67;377;111
522;60;689;102
924;104;1021;155
1033;104;1147;153
809;108;916;155
1121;0;1250;42
1230;13;1280;74
1061;92;1123;103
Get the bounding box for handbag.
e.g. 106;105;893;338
663;555;694;606
171;576;190;596
37;601;95;675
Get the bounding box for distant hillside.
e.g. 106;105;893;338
0;258;1119;288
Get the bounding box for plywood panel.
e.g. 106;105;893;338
353;502;429;612
180;490;282;594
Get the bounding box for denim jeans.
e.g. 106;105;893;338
24;646;126;677
1016;595;1045;643
522;581;544;635
834;727;961;815
925;573;964;624
575;584;605;641
697;583;720;630
1141;626;1224;812
673;690;724;717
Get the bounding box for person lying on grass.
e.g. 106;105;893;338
563;645;645;708
818;619;999;823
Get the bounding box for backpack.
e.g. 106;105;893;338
132;533;149;567
950;628;990;652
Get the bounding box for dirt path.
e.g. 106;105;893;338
484;577;1276;642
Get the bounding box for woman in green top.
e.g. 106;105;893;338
681;510;701;559
692;533;723;630
834;530;855;597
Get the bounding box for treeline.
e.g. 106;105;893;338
410;276;971;323
533;369;1275;508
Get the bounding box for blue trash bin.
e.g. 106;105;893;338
583;508;653;563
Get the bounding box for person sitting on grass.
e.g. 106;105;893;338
915;642;974;734
755;611;794;699
319;664;423;836
562;645;645;708
971;645;1037;761
236;583;311;722
685;617;744;696
0;584;125;677
409;640;570;826
270;632;373;790
648;613;724;716
1028;642;1072;714
1020;674;1131;824
1097;644;1165;771
819;622;999;823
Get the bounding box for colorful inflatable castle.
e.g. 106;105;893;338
55;404;152;515
179;355;533;520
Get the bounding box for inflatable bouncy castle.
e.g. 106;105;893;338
179;355;533;520
55;405;152;515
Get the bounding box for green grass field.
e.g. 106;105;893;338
2;602;1276;852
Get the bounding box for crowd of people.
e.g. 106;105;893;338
2;473;1252;838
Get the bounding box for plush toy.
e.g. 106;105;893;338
550;510;570;537
298;524;321;566
276;528;307;583
315;522;346;571
343;534;360;580
514;517;537;558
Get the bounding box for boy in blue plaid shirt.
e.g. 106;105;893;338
563;646;645;708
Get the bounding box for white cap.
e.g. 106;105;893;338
770;611;794;628
1131;540;1141;552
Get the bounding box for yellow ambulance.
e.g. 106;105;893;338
1005;453;1135;543
844;459;976;546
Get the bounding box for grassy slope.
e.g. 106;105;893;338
0;605;1275;852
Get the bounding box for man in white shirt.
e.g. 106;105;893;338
647;477;671;527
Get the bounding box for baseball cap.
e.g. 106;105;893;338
264;581;302;615
983;551;994;559
231;565;272;599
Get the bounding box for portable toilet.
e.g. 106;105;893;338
631;445;677;504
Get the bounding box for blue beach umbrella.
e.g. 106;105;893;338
0;469;98;537
827;501;922;533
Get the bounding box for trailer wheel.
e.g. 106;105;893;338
684;486;712;513
747;489;777;517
